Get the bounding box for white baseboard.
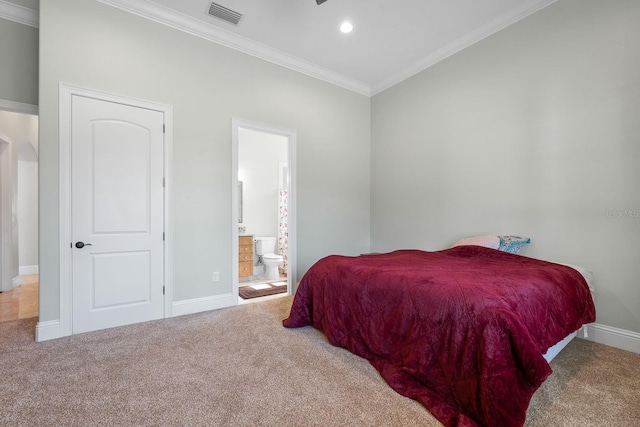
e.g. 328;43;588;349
35;320;63;342
34;294;237;342
583;323;640;354
19;265;39;275
172;292;237;317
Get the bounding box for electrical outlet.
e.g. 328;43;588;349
212;272;219;282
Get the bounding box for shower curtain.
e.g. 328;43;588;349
278;187;288;275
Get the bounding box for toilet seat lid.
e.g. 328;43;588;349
263;253;283;260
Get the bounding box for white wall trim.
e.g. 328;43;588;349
163;101;174;319
96;0;370;96
0;0;39;28
40;291;249;341
172;293;236;318
583;323;640;355
58;83;174;337
19;264;38;275
0;132;13;292
35;320;63;342
0;99;38;115
371;0;559;95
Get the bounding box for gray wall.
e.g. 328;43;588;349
238;128;288;240
371;0;640;333
18;140;39;270
38;0;371;321
0;17;38;106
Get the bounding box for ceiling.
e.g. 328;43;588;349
0;0;558;96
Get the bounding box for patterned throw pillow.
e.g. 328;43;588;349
497;236;531;254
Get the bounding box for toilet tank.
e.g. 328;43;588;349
255;236;276;255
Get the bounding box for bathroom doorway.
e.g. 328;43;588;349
231;119;296;304
0;109;39;323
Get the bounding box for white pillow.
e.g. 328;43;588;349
451;235;500;250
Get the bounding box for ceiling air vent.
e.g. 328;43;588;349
207;2;243;26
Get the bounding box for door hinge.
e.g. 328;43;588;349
163;124;165;133
163;232;165;241
163;285;165;295
163;177;165;187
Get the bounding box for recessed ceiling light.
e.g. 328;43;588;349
340;21;353;34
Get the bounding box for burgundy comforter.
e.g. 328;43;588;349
283;247;595;427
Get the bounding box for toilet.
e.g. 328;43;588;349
254;237;284;280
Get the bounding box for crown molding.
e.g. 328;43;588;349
0;0;38;28
371;0;559;95
0;98;38;115
96;0;371;96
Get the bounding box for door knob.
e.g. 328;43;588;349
75;241;93;249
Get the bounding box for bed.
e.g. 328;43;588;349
283;246;596;427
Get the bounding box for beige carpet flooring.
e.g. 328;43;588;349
1;296;639;426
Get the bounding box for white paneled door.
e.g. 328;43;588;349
71;95;165;334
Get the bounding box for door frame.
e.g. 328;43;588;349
0;132;12;292
231;118;297;302
58;83;173;337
